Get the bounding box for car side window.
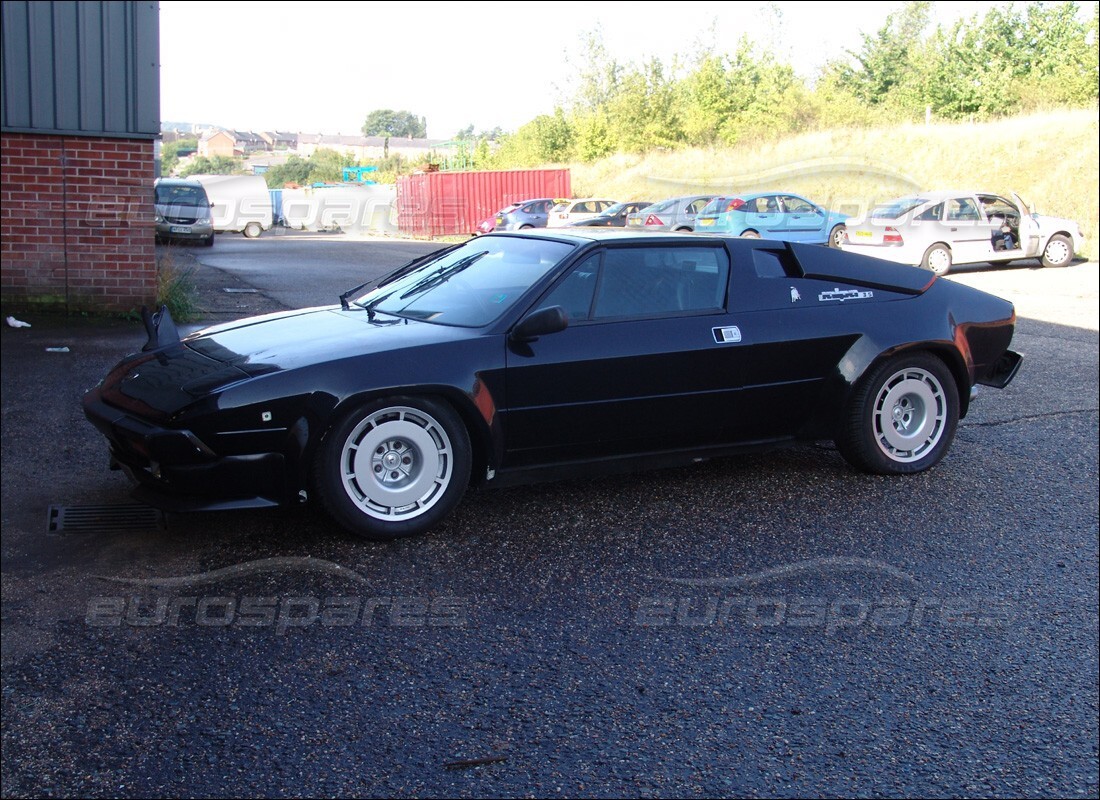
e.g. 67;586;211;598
541;253;601;321
780;196;815;214
591;246;728;319
946;198;980;221
915;203;943;222
750;248;794;278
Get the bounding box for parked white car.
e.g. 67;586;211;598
546;198;618;227
840;190;1084;275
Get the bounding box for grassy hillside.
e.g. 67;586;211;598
567;108;1099;260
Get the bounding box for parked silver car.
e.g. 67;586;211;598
625;194;718;232
494;198;564;231
841;190;1084;275
154;178;214;246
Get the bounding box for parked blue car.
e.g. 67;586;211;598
694;192;850;247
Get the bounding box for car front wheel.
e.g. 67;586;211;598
828;224;846;248
243;221;263;238
837;353;959;475
921;244;952;275
1041;233;1074;268
315;397;472;540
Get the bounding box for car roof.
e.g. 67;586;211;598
888;190;1003;202
482;229;719;245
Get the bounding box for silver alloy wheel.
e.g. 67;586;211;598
871;367;948;463
243;221;262;238
339;405;455;521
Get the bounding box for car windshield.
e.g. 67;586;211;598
872;197;927;220
155;185;208;206
355;237;574;327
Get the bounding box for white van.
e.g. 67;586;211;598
191;174;273;238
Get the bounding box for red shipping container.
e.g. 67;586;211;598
397;169;571;238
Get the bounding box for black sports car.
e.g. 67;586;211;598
84;231;1022;540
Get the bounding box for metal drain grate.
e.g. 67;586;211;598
47;504;166;534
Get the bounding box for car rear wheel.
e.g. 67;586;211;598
828;224;846;248
921;244;952;275
315;397;471;540
837;353;959;475
243;221;263;238
1041;234;1073;268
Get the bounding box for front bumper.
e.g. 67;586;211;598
82;391;293;511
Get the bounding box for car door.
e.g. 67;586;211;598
1011;192;1043;257
778;195;827;243
501;243;741;468
942;195;993;264
740;196;785;238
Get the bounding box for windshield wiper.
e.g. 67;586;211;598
339;242;463;310
398;251;487;300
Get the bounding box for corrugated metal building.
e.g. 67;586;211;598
397;169;571;238
1;0;160;313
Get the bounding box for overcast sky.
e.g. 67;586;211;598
159;0;997;139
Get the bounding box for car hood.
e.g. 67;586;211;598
186;306;470;373
98;306;474;419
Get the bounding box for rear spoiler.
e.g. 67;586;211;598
786;242;935;295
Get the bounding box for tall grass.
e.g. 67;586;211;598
155;248;199;322
569;108;1099;259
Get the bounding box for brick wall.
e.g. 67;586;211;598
1;133;157;314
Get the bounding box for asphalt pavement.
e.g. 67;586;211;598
1;246;1097;798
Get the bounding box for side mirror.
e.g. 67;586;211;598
510;305;568;343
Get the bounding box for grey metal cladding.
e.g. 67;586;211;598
1;1;159;138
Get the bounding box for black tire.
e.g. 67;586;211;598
828;224;846;249
243;221;263;239
1041;233;1074;268
921;243;952;275
314;397;472;540
740;230;761;239
202;235;214;247
837;352;959;475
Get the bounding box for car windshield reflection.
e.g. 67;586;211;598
356;236;575;327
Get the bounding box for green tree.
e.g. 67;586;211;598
180;154;242;177
307;148;351;183
362;109;427;138
262;154;312;187
159;137;197;176
606;58;683;153
831;1;933;108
